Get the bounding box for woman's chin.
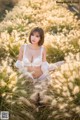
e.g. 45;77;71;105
31;42;38;44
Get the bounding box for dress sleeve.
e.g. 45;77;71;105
41;61;49;75
15;60;24;69
41;60;65;73
14;60;35;79
48;60;65;71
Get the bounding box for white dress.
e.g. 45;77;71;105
15;44;65;81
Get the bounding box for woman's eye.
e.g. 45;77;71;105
36;36;40;37
31;34;40;37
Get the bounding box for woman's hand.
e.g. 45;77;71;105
27;66;43;79
32;70;43;78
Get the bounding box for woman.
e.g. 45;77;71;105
15;27;65;80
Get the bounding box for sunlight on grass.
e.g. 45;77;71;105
0;0;80;120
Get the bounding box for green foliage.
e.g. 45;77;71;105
0;0;18;21
0;46;7;60
0;0;80;119
46;44;65;63
7;26;14;34
50;24;73;34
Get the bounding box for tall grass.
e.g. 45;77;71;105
0;0;80;119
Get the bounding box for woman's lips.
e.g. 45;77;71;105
32;40;36;42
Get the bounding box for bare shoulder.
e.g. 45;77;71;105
19;44;25;52
42;45;46;50
17;44;24;60
42;45;46;54
41;45;47;61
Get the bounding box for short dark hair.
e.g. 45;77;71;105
29;27;44;46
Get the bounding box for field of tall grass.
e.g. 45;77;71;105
0;0;80;120
0;0;18;21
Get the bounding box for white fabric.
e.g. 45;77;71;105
48;60;65;71
15;60;34;79
15;60;24;69
15;44;65;80
22;44;43;67
41;61;49;75
15;60;65;80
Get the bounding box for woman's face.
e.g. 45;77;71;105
31;32;40;45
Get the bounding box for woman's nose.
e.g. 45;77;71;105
31;36;36;40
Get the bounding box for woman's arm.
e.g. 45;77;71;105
41;46;49;74
42;46;47;62
15;45;24;69
17;45;24;61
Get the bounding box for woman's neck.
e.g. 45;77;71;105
30;43;40;50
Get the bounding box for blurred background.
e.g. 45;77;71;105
0;0;80;120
